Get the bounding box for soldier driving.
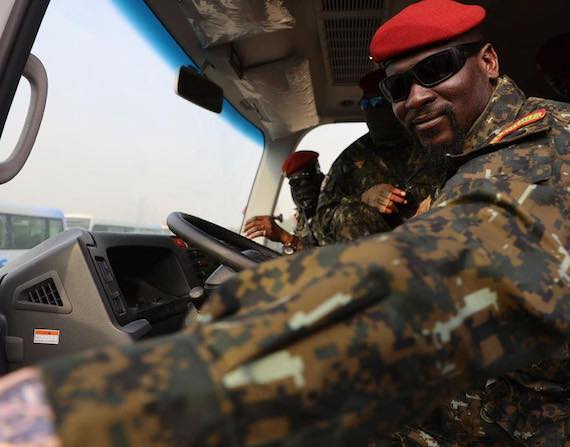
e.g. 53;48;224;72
1;1;569;446
243;150;322;254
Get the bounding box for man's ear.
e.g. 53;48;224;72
480;43;499;81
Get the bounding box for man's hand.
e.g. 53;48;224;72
0;367;60;446
243;215;291;244
361;184;407;214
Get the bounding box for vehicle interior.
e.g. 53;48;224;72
0;0;568;374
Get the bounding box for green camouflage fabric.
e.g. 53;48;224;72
313;132;441;244
40;75;570;446
294;212;317;249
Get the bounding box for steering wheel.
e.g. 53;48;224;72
167;212;280;271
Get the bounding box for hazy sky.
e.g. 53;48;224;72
0;0;366;230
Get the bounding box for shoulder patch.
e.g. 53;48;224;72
490;108;547;144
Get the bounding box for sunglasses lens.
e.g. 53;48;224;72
380;74;412;103
415;49;458;86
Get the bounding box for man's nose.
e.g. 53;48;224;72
405;82;436;110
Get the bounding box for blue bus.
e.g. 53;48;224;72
0;203;65;267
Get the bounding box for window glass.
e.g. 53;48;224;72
274;123;368;234
11;215;47;249
92;225;135;233
48;218;64;237
65;217;91;230
0;0;263;260
0;214;9;249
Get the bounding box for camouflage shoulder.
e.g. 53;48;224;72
328;133;374;171
524;97;570;129
488;99;570;148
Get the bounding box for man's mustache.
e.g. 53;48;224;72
404;105;454;131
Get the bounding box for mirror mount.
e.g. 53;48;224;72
176;66;223;114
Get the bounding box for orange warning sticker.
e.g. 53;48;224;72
33;329;60;345
490;109;547;144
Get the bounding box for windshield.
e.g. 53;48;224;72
0;0;263;252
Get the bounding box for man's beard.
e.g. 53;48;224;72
407;105;466;183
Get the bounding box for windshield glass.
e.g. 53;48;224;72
0;0;263;251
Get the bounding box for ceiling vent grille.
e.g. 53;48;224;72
319;0;384;84
322;0;384;11
19;278;63;307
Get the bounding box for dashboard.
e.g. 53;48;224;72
0;228;220;371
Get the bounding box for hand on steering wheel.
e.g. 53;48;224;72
167;212;280;271
243;215;291;243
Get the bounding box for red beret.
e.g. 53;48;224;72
370;0;486;63
282;150;319;177
359;69;386;96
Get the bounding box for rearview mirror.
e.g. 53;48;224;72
176;66;223;114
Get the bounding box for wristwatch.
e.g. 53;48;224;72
282;236;299;255
282;242;296;255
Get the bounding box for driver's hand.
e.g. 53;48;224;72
361;183;407;214
243;215;290;243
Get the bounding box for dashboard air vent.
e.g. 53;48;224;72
13;271;71;313
19;278;63;307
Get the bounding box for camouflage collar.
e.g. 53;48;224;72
452;76;526;158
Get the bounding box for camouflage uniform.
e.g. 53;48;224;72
392;77;570;446
313;133;441;244
294;211;317;249
40;76;570;446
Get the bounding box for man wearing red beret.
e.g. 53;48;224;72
1;1;570;446
243;150;323;253
313;69;441;244
369;1;570;445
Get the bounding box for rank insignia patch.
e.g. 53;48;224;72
490;108;547;144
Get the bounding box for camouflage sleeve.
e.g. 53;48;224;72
293;216;317;249
39;167;569;446
313;157;391;244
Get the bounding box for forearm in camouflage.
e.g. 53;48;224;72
0;367;59;447
313;190;361;241
314;199;392;244
199;176;568;443
38;176;568;446
41;334;233;446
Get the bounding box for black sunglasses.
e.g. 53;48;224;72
379;42;485;103
287;168;321;182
